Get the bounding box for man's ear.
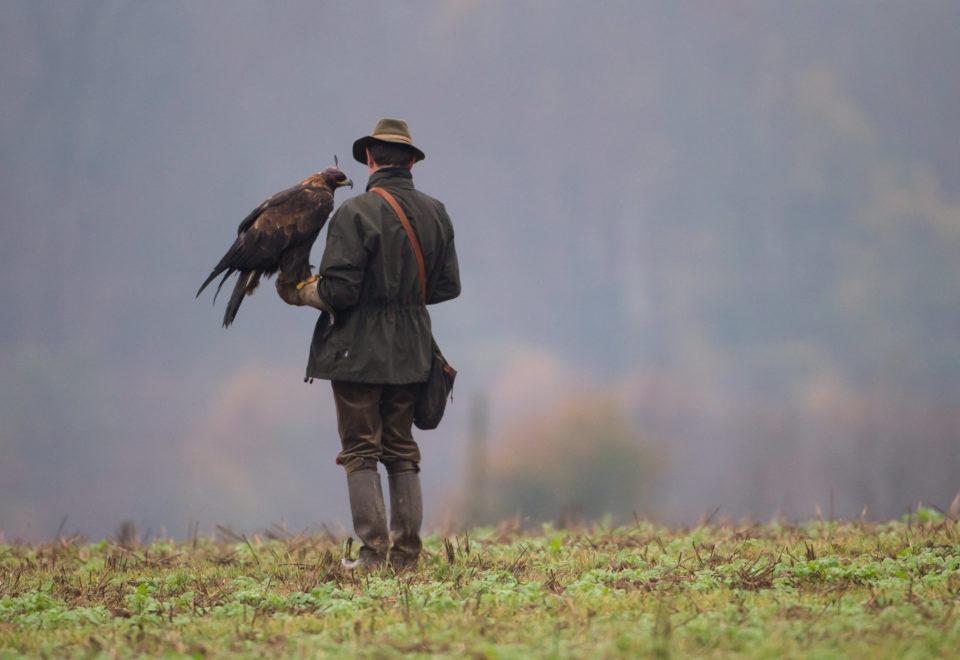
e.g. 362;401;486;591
365;147;376;168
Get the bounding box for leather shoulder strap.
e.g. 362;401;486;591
370;187;427;305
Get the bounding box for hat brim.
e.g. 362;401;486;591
352;135;425;165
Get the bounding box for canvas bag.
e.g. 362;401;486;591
370;187;457;430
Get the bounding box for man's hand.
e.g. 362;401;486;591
295;275;334;312
276;275;335;319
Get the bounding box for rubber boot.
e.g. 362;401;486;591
341;470;389;571
387;470;423;570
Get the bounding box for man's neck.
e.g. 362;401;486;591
367;163;413;175
366;167;414;191
369;167;413;179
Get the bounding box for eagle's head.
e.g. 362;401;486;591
301;156;353;191
321;166;353;191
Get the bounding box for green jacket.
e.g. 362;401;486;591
305;168;460;384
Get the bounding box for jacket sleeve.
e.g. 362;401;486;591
427;217;461;305
317;206;370;310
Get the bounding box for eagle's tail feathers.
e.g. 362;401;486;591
244;271;262;295
196;264;227;298
212;268;235;304
222;270;254;328
197;237;244;298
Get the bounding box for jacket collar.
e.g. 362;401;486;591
366;167;415;192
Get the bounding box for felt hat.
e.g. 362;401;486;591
352;118;425;165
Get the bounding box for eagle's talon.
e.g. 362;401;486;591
291;276;335;321
296;275;320;291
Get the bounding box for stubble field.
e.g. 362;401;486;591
2;513;959;657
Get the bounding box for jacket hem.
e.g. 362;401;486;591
304;369;430;386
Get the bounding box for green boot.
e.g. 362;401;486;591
341;470;389;571
388;470;423;570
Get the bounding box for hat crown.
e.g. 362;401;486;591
372;118;412;140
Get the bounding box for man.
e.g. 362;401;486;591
295;118;460;570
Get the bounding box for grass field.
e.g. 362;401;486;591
2;512;959;658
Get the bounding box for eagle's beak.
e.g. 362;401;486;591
340;179;353;189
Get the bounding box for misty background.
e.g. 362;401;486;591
2;1;958;540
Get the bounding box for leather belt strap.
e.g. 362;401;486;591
370;187;427;305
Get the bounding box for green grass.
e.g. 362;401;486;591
2;512;959;657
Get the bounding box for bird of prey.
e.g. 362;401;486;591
196;160;352;327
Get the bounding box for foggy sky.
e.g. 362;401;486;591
2;1;959;540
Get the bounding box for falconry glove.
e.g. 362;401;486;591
294;275;334;316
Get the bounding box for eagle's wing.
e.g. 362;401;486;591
235;185;300;235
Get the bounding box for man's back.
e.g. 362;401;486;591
306;166;460;384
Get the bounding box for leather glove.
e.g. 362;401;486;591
295;275;334;314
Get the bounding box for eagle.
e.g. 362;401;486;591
197;160;352;327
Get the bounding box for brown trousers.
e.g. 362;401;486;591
331;381;422;475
